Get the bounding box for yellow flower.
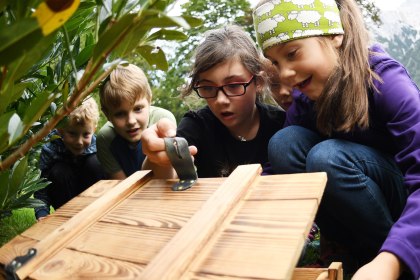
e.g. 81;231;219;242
33;0;81;36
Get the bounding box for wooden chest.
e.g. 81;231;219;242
0;164;329;279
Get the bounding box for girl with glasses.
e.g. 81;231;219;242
141;25;285;178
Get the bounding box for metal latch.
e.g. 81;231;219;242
164;137;198;191
4;248;37;280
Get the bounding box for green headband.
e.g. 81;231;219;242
253;0;344;51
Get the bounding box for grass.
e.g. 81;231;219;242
0;208;36;247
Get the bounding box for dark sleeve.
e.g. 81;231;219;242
34;169;51;219
34;146;52;219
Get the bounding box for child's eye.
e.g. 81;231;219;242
287;49;297;59
114;112;125;118
83;133;92;138
134;106;143;113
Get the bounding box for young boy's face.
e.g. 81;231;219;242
106;97;150;143
60;122;95;156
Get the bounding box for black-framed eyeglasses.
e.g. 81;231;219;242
193;75;255;99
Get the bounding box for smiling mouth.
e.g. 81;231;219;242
295;77;311;90
127;128;139;134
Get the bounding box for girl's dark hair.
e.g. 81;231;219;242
182;25;267;100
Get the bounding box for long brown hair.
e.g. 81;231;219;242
315;0;380;135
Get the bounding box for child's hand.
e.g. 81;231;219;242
37;216;47;222
352;252;402;280
142;118;197;166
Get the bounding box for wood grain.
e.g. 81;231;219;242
139;164;262;280
30;247;145;279
16;171;152;279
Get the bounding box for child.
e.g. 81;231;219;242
141;25;285;178
97;63;176;179
253;0;420;278
34;98;104;221
263;59;294;110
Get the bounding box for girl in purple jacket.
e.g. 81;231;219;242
254;0;420;278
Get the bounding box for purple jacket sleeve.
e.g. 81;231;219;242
371;53;420;278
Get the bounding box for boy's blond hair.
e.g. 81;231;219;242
68;98;99;128
99;64;152;114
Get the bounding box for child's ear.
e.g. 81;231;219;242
331;35;344;49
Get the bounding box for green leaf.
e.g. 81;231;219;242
137;45;168;71
0;169;11;207
63;2;97;34
114;0;129;18
0;18;43;66
0;33;56;98
22;91;57;126
148;0;170;12
62;80;69;104
92;13;137;65
9;198;46;209
0;111;14;154
0;82;30;115
146;29;188;42
142;14;191;29
181;15;203;28
8;113;24;145
75;44;95;68
111;17;150;57
9;156;28;200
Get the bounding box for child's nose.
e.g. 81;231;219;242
127;112;137;124
215;89;230;104
279;66;295;85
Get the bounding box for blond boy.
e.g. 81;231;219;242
97;64;176;179
34;98;104;220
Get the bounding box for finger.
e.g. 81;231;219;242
156;118;176;138
146;150;172;166
189;145;198;156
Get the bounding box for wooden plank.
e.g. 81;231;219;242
130;178;223;201
67;221;177;264
29;247;145;279
21;216;69;241
78;179;120;198
139;164;262;280
16;170;152;279
249;173;327;202
188;173;325;280
292;262;343;280
292;268;329;280
196;231;303;280
227;200;318;235
102;199;208;229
